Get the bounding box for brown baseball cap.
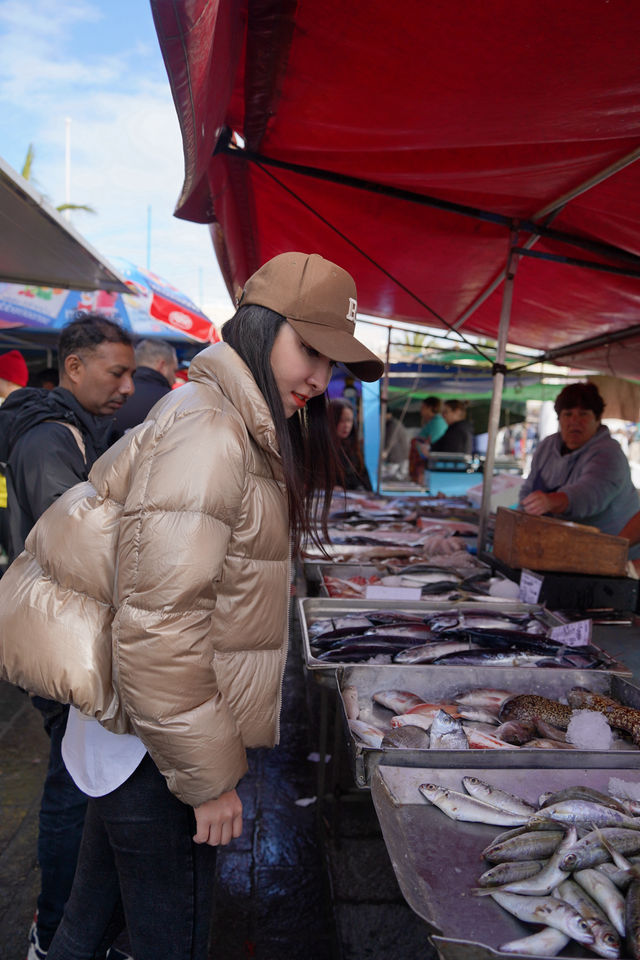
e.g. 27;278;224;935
238;252;384;381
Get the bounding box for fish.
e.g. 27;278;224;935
476;827;577;897
342;685;360;720
380;726;430;749
478;859;546;888
347;719;385;748
554;879;621;959
494;720;538;745
429;710;468;750
490;891;595;944
454;688;513;712
625;877;640;959
432;649;547;667
390;713;434;731
574;869;626;937
393;641;471;664
482;831;566;864
315;640;413;661
500;926;570;956
542;787;628;814
597;863;636;892
461;777;536;816
535;719;568;742
456;706;500;725
463;726;518;749
524;739;577;750
560;829;640;872
535;800;640;832
371;689;425;714
499;694;573;729
405;702;461;718
567;688;640;747
418;783;528;826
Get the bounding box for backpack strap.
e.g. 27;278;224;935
46;420;87;466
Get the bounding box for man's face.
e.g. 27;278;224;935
65;341;136;416
558;405;600;451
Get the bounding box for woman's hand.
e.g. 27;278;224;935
193;789;243;846
521;490;569;516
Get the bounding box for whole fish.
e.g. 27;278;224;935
371;689;425;714
463;726;518;749
390;713;434;731
490;891;595;944
462;777;536;816
478;859;546;888
499;694;572;728
574;869;626;937
597;863;636;892
494;720;537;745
380;726;430;749
456;706;500;725
342;685;360;720
393;640;470;664
478;827;576;897
541;787;627;814
625;877;640;959
429;710;469;750
555;879;621;959
406;702;461;718
458;628;562;654
419;783;528;825
315;640;411;661
483;830;566;863
568;688;640;747
500;926;570;956
347;719;385;748
535;800;640;832
613;797;640;817
454;688;513;712
560;829;640;872
432;649;546;667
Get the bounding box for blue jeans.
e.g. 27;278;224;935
33;700;89;951
47;753;218;960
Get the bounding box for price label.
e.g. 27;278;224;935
518;569;543;604
365;585;422;602
550;619;592;647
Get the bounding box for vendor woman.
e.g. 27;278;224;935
519;382;640;555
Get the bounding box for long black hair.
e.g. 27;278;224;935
221;304;338;551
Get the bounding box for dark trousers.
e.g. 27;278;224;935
48;753;218;960
33;700;89;951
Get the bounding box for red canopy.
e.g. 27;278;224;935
151;0;640;378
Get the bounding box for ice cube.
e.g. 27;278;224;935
608;776;640;800
565;709;613;750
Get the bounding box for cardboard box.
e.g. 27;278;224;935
493;507;629;576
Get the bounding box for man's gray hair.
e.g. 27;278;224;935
134;338;177;367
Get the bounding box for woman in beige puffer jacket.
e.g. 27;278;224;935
0;252;383;960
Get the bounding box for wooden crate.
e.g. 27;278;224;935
493;507;629;576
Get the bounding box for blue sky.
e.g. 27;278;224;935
0;0;232;324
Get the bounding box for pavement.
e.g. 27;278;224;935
0;604;433;960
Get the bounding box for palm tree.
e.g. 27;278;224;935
21;143;95;216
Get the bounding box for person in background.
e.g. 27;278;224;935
0;252;383;960
329;397;372;490
430;399;474;455
114;337;178;433
0;314;135;960
384;410;410;464
519;382;640;555
409;396;448;483
33;367;59;390
0;349;29;401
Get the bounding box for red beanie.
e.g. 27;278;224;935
0;350;29;387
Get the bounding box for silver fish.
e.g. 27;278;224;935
542;787;628;813
560;828;640;872
462;777;536;816
478;859;546;888
574;869;626;937
490;891;595;944
500;926;570;956
429;710;468;750
625;877;640;960
483;830;565;863
393;641;470;664
419;783;528;826
535;800;640;831
555;879;621;959
479;827;576;896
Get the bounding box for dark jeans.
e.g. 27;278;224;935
48;753;218;960
33;699;89;951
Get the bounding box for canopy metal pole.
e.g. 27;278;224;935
376;327;392;493
477;237;519;554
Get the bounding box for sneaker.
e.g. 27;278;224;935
26;918;47;960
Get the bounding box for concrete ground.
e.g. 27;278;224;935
0;612;432;960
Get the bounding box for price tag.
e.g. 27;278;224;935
518;569;543;604
550;619;592;647
365;585;422;602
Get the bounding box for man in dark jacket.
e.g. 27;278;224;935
0;314;135;960
113;337;177;434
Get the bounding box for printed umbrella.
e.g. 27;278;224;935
0;258;220;344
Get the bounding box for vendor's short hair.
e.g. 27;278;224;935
59;313;133;367
422;396;441;413
554;382;604;418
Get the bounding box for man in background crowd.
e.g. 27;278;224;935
0;314;135;960
114;337;178;433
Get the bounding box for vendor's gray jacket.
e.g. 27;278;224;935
519;425;640;553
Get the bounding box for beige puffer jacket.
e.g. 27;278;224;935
0;343;291;806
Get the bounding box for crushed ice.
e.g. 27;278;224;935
565;709;613;750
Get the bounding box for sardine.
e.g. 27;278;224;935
625;877;640;959
419;783;528;825
347;719;385;748
535;800;640;832
429;710;469;750
490;891;595;944
462;777;536;816
560;829;640;872
483;831;566;863
499;694;572;729
371;689;425;714
500;926;570;956
478;859;546;888
478;827;576;896
380;726;430;749
574;869;626;937
555;879;621;959
568;688;640;747
542;787;628;814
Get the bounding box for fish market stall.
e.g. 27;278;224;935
370;765;640;960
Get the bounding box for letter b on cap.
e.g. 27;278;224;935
346;298;357;321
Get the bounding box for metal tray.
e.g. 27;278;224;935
371;765;640;960
305;559;490;598
337;664;640;785
297;597;628;675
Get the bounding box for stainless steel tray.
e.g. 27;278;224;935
305;559;490;598
337;665;640;785
371;764;640;960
